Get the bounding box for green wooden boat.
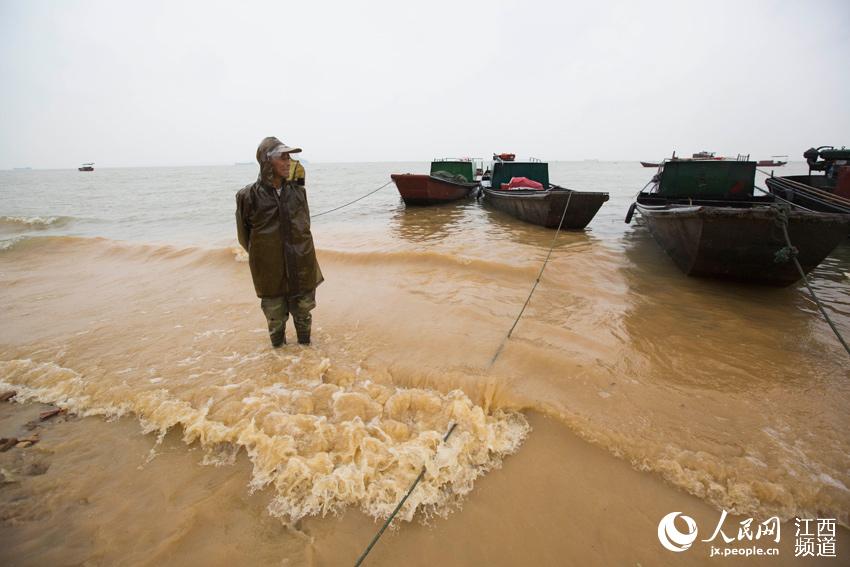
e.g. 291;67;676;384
627;159;850;285
481;158;609;229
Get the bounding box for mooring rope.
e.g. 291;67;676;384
753;185;815;211
311;180;394;218
353;422;457;567
488;191;573;368
773;205;850;358
757;170;850;213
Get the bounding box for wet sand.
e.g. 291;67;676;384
1;234;848;565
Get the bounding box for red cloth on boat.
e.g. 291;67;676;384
836;166;850;198
500;177;544;190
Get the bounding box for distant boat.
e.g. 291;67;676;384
757;157;787;167
12;167;32;171
643;151;732;167
692;150;722;160
78;163;94;172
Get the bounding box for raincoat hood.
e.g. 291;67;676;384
256;136;283;187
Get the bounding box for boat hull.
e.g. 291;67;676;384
482;186;609;229
637;201;850;285
640;161;660;168
390;174;477;206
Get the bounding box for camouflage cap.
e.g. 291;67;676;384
267;142;302;157
256;137;302;165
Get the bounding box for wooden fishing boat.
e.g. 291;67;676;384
391;158;480;206
756;159;787;167
640;161;660;168
481;158;608;229
627;159;850;286
765;146;850;214
78;163;94;172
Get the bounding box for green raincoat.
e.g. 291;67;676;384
236;137;324;298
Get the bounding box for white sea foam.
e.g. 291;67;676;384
0;358;530;524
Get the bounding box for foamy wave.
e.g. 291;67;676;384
231;244;248;263
0;235;28;250
0;215;73;231
0;358;530;524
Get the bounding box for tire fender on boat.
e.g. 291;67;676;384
625;202;637;224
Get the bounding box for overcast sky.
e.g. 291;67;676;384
1;0;848;169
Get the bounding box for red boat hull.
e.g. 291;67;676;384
390;174;477;206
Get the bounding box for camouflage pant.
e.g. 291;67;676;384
260;290;316;345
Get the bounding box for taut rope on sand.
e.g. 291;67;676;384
353;422;457;566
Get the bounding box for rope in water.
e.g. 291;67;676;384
488;191;573;367
772;204;850;358
353;422;457;567
311;180;394;218
353;188;571;562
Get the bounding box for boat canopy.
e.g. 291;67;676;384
657;160;755;198
430;160;475;182
491;161;549;191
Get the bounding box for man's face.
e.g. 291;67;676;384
270;153;291;178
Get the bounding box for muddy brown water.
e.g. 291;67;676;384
1;162;848;565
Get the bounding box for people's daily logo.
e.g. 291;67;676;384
657;510;838;558
657;512;699;552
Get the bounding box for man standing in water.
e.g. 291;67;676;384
236;137;323;347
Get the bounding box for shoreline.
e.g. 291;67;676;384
1;399;846;565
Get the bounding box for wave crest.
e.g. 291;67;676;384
0;215;73;231
0;357;530;524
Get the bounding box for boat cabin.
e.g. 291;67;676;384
430;158;478;182
490;160;550;191
654;160;756;199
